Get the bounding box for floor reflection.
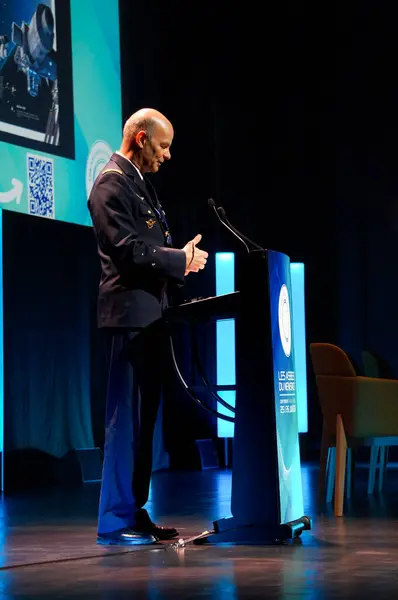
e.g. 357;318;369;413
0;464;396;598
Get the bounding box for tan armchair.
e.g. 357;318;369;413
310;342;398;516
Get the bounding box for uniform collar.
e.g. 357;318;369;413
114;151;143;180
111;152;149;199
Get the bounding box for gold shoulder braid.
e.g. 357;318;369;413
101;168;123;175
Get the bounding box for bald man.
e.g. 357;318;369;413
88;108;208;546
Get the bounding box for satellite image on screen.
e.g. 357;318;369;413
0;0;74;158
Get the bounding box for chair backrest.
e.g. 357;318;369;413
361;350;380;378
310;343;357;377
310;343;357;437
310;343;398;439
362;350;396;379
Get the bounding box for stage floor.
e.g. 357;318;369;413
0;462;398;598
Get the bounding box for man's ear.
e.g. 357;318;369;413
136;130;147;148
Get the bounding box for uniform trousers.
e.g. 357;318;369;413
97;324;166;534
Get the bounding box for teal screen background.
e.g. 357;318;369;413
0;0;122;226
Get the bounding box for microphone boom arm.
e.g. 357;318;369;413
208;197;264;253
218;207;264;252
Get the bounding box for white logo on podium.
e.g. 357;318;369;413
278;284;291;357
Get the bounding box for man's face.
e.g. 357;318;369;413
141;120;173;173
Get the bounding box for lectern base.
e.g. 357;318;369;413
190;515;312;545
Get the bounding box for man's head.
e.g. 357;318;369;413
120;108;174;174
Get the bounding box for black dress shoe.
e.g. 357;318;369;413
134;509;179;541
97;527;158;546
135;522;179;540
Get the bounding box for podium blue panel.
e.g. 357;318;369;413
267;251;304;523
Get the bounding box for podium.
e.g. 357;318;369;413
165;248;311;544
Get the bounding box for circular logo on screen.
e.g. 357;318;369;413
278;284;291;357
86;140;113;197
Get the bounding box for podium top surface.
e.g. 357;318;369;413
165;291;240;323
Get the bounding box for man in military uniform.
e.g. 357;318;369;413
88;108;208;546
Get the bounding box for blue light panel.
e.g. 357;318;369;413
290;263;308;433
0;211;4;490
215;253;235;438
215;254;308;437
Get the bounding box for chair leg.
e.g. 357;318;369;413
335;414;347;517
350;447;357;497
378;446;386;492
368;446;379;494
326;447;336;504
346;447;352;499
318;426;330;507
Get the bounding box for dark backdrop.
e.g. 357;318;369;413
336;2;398;375
2;211;99;488
4;0;398;484
118;0;338;454
118;0;398;454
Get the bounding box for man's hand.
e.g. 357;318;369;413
182;234;208;275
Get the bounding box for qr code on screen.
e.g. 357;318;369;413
27;154;55;218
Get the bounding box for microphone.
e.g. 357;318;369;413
208;198;250;253
208;198;263;253
217;206;264;252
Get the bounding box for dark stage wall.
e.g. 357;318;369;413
336;3;398;375
118;0;338;450
3;0;398;483
117;0;398;452
2;211;98;487
1;210;215;487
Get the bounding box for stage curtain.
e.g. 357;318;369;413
3;211;94;458
2;210;212;470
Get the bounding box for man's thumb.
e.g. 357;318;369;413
192;234;202;246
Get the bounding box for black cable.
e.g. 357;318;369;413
169;335;235;423
190;323;235;414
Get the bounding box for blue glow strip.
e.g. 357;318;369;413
290;263;308;433
0;211;4;490
215;253;235;438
